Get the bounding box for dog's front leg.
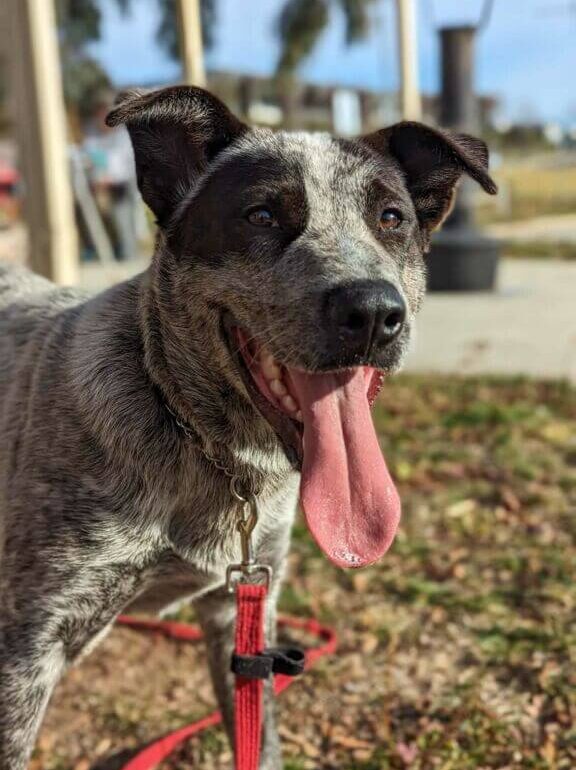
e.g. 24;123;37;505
0;627;65;770
195;572;284;770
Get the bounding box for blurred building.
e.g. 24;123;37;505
206;70;498;134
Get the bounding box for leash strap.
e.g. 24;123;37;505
234;583;267;770
115;612;336;770
231;646;305;679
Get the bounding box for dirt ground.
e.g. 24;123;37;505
33;376;576;770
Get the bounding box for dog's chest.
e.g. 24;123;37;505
136;477;299;598
40;465;299;663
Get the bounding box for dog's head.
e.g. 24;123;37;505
107;86;496;568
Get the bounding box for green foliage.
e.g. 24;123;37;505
275;0;377;75
276;0;329;75
284;760;308;770
155;0;217;61
55;0;125;114
60;55;112;118
56;0;104;49
54;0;217;115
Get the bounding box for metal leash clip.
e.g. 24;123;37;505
226;476;273;593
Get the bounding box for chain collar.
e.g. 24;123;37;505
163;399;271;590
165;403;260;499
165;404;235;478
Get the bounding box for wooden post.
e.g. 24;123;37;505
6;0;78;285
396;0;422;121
176;0;206;87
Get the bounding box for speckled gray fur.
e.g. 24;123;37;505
0;86;495;769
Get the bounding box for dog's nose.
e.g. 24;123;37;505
325;280;406;351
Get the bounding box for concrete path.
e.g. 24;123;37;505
405;259;576;382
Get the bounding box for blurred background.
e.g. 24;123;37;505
1;2;575;769
1;0;576;380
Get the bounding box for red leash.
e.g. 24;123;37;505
116;597;336;770
233;584;266;770
114;480;336;769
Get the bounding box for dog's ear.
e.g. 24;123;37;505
362;122;497;232
106;86;248;226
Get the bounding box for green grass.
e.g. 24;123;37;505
502;240;576;261
35;375;576;770
481;163;576;223
277;375;576;769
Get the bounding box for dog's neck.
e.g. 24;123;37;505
139;242;292;484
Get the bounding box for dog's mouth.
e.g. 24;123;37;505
227;322;401;569
236;327;305;427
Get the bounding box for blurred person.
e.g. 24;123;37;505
82;92;142;260
0;148;21;229
0;165;20;229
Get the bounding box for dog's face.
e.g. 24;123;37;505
174;130;426;373
108;86;495;379
108;87;496;567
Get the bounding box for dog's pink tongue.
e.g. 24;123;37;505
289;368;401;568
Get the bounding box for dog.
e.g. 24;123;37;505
0;85;496;769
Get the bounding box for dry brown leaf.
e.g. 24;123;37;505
500;486;522;512
278;725;320;757
361;633;379;654
331;733;373;750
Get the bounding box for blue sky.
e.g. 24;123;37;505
89;0;576;126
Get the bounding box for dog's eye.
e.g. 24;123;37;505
379;209;402;230
247;208;278;228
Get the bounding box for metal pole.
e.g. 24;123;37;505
6;0;78;285
428;24;500;292
176;0;206;87
440;26;478;228
396;0;422;121
440;26;477;132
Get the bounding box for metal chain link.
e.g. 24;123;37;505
165;403;269;589
165;404;237;479
165;403;261;503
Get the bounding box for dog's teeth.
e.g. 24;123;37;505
282;395;297;413
295;410;303;422
261;353;281;379
269;379;287;397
